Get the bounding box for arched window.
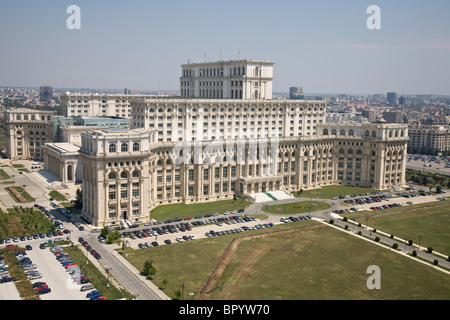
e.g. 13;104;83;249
108;172;116;180
157;160;163;166
365;130;370;136
323;129;329;135
120;171;128;179
348;149;353;154
133;142;140;152
372;131;376;138
339;149;345;154
389;131;393;138
109;143;116;153
17;130;22;135
340;129;345;136
132;170;140;178
121;143;128;152
16;115;21;120
331;129;337;135
348;129;354;136
356;149;362;155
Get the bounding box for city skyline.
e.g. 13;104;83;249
0;0;449;95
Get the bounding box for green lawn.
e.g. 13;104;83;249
5;186;35;203
210;224;450;300
122;219;450;300
0;207;55;238
0;169;11;180
345;202;450;255
293;185;379;199
261;200;331;215
150;199;252;221
120;219;320;300
49;190;68;202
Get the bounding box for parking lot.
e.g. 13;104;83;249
123;215;283;250
26;246;88;300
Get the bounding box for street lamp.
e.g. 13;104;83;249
418;235;422;250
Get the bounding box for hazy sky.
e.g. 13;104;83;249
1;0;449;95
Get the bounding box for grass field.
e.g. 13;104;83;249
150;199;252;221
121;218;450;300
0;207;55;238
209;224;450;300
344;201;450;255
49;190;68;202
261;200;331;215
120;220;320;299
292;185;380;199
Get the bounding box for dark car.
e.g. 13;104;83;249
25;245;32;250
94;253;101;259
37;287;51;295
39;243;46;249
164;239;171;245
151;241;159;247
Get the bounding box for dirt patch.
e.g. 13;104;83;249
196;223;324;300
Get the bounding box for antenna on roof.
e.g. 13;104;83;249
204;53;206;62
238;49;240;60
219;50;222;61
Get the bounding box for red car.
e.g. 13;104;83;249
35;284;48;291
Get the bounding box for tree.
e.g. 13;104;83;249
75;188;83;209
162;278;168;290
392;243;398;250
427;247;433;254
143;259;156;279
436;185;442;194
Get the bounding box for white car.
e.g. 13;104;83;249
176;237;184;242
29;273;42;280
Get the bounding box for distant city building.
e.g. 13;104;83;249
289;87;304;100
180;59;274;100
386;92;397;105
39;85;54;102
361;110;377;122
408;124;450;152
399;95;406;105
383;111;404;124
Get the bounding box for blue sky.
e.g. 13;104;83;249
1;0;449;95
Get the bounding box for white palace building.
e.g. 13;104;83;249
76;59;409;227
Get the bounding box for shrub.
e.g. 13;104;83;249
390;234;394;239
343;217;348;222
408;239;413;246
358;222;361;227
374;237;380;242
344;225;348;230
433;260;439;265
412;250;417;257
372;229;377;233
329;219;334;224
427;247;433;254
392;243;398;250
358;231;362;235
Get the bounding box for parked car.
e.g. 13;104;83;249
81;284;95;292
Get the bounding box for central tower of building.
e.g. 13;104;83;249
180;59;274;100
